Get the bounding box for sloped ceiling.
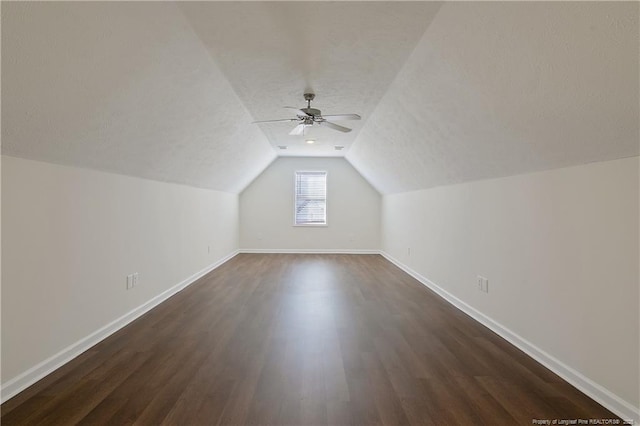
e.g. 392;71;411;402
347;1;639;193
2;2;638;194
178;2;441;157
1;2;275;193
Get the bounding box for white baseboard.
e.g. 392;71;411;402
0;249;240;404
239;248;380;254
4;249;637;423
379;251;639;424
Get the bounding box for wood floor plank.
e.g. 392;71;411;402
1;254;621;425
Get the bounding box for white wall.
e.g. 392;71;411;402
1;156;239;386
240;157;380;251
381;156;639;416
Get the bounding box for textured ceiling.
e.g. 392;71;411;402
347;1;639;193
178;2;441;157
2;2;638;194
1;2;275;193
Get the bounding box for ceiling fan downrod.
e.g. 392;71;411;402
304;93;315;109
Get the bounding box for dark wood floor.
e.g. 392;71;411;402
2;254;618;425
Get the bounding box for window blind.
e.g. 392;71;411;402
294;171;327;225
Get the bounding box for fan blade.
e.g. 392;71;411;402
284;106;310;117
289;123;306;136
319;121;352;133
252;118;298;124
320;114;361;120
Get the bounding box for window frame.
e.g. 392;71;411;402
293;170;328;227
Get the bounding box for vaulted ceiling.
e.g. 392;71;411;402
2;2;638;194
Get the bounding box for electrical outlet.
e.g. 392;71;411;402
407;247;411;256
477;276;489;293
132;272;139;287
126;274;134;290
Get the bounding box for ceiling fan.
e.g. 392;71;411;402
252;93;361;135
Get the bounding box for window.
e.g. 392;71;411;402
294;171;327;225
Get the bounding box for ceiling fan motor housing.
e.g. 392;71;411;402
301;108;322;118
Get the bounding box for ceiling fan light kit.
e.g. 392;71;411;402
252;93;361;137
